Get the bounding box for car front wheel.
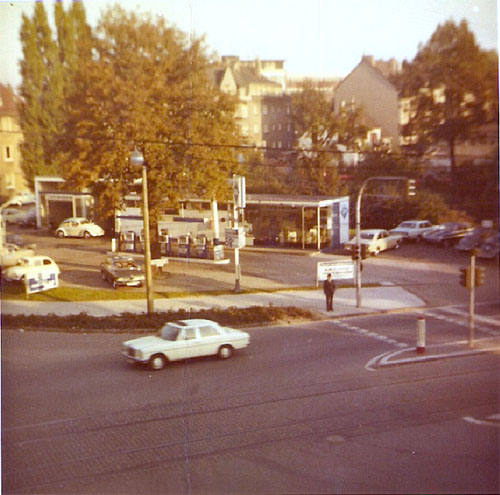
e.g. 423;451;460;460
83;231;91;239
56;230;65;238
149;354;166;371
218;345;233;359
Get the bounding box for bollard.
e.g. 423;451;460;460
111;238;117;252
416;317;426;354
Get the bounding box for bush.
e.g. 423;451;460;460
1;305;316;333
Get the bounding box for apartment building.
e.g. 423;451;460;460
0;84;27;201
209;56;294;157
333;55;402;149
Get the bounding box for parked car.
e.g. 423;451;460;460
456;227;499;258
390;220;435;242
100;255;145;288
55;217;105;238
422;222;474;247
344;229;403;257
122;319;251;370
1;204;36;226
0;243;36;269
2;255;60;282
477;233;499;259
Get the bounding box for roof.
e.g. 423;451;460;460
337;58;397;94
246;194;349;208
0;84;19;117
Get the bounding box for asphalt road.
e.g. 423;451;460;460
2;307;499;494
5;227;499;309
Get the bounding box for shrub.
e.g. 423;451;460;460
1;305;316;333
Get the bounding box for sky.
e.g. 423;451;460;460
0;0;498;90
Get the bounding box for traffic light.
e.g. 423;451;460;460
406;179;416;197
459;267;472;288
351;244;360;261
474;266;486;287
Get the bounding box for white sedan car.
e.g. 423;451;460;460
55;217;105;238
390;220;435;242
2;255;60;282
122;319;250;370
344;229;403;257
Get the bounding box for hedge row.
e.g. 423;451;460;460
1;305;316;333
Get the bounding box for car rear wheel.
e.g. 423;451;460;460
83;231;91;239
394;241;400;250
372;247;380;256
218;345;233;359
149;354;166;371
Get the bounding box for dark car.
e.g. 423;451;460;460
456;226;497;254
100;255;145;289
422;222;473;247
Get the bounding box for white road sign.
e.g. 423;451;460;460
317;260;354;282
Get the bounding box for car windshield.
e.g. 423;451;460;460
398;222;416;228
360;233;374;240
159;323;180;341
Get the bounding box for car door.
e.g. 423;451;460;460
198;324;223;356
180;326;201;359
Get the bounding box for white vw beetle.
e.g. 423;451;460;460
344;229;403;257
55;217;105;239
122;319;250;370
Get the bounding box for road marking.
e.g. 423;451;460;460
463;415;500;428
331;320;409;367
424;310;500;337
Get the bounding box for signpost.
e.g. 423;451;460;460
24;269;59;295
317;260;354;285
225;227;246;249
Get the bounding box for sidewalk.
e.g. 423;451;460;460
2;286;425;317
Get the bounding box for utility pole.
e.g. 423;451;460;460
355;176;416;308
130;149;154;315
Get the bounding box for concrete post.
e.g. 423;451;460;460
416;317;426;354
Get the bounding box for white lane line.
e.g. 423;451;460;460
463;416;500;428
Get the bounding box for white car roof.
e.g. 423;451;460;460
175;319;219;327
61;217;89;222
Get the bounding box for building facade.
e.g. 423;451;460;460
0;84;27;202
209;57;294;157
333;56;402;149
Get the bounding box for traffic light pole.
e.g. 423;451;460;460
468;252;476;348
355;181;369;308
354;176;415;308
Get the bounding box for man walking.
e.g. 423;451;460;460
323;273;336;312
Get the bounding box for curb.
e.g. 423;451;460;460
366;338;500;370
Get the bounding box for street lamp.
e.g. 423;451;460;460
355;176;415;308
130;149;154;314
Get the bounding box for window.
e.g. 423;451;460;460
253;124;260;134
183;328;197;340
199;325;220;337
4;146;12;161
263;124;268;133
263;105;268;115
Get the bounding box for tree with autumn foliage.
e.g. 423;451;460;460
19;1;91;187
290;81;366;195
57;6;240;226
394;19;498;182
